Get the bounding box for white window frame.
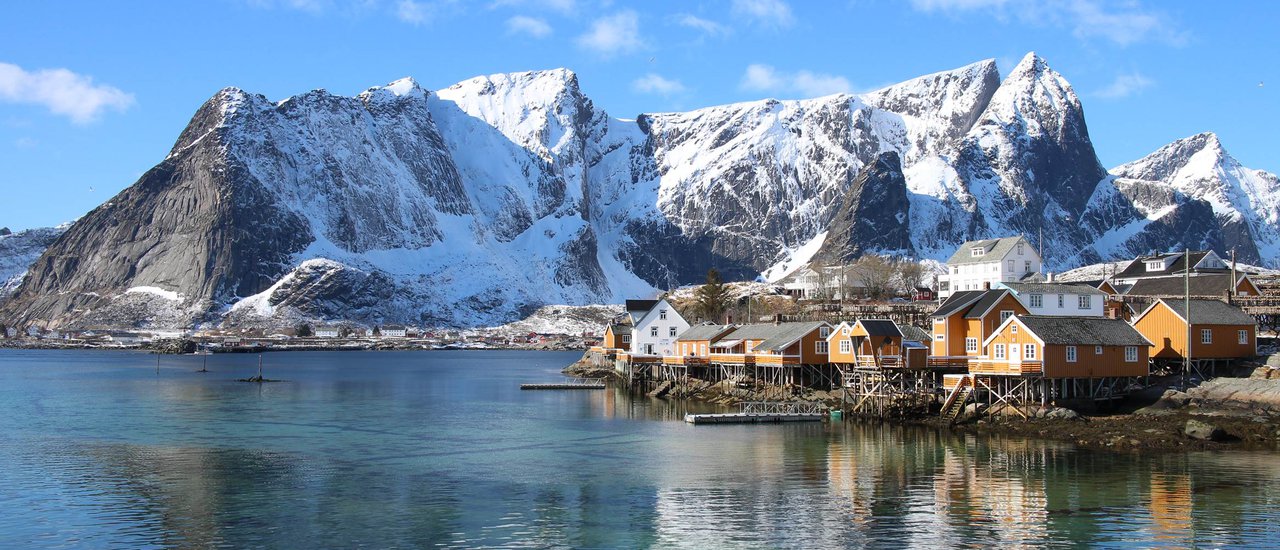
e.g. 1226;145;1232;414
659;309;667;320
971;247;985;257
839;340;851;354
1025;344;1037;360
650;326;658;337
669;327;677;337
1000;310;1014;323
745;341;754;353
819;327;830;338
622;335;631;344
1201;328;1212;344
1011;324;1018;335
1078;295;1091;309
965;337;978;353
1024;260;1031;273
1030;294;1043;308
1066;345;1077;362
1125;346;1138;362
1017;242;1024;255
701;343;707;355
816;341;829;354
1095;345;1103;355
994;343;1006;360
936;333;945;341
1058;294;1065;308
1146;260;1163;271
1239;329;1249;345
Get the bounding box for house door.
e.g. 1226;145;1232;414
1010;344;1022;366
644;343;655;355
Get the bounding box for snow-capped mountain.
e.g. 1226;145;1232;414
0;224;67;300
3;52;1278;330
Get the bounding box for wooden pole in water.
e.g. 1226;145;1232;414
258;354;264;380
156;353;160;374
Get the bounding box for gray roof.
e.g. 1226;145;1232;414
945;236;1029;265
1003;282;1106;296
1125;274;1242;297
1113;251;1221;279
1158;299;1255;326
1016;316;1151;346
899;325;932;343
677;323;735;342
608;324;632;336
932;290;986;318
723;322;826;352
963;290;1014;319
857;319;902;338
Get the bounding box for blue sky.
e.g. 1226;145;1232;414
1;0;1276;231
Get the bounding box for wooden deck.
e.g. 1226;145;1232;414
684;412;826;424
519;382;606;390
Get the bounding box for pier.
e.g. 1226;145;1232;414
684;401;827;424
520;380;606;390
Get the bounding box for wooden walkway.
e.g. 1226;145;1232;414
520;382;606;390
684;412;826;424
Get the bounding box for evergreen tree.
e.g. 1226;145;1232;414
695;269;731;322
295;323;313;338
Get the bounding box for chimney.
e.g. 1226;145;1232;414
1047;272;1055;283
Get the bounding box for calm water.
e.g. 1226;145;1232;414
1;349;1278;548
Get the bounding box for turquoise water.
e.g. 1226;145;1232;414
0;349;1277;548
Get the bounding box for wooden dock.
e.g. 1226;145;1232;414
684;412;826;424
519;382;606;390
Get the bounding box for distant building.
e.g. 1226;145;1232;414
314;326;340;339
1109;250;1248;286
626;299;690;357
381;325;407;338
937;236;1041;300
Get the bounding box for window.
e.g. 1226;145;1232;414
1066;346;1077;362
936;334;945;341
1029;294;1043;308
701;344;707;355
1017;242;1024;255
1011;324;1018;335
965;338;978;353
1024;261;1031;273
1125;346;1138;362
994;344;1006;359
682;343;688;355
745;341;754;353
1078;295;1091;309
1000;310;1014;323
1146;260;1163;271
669;327;677;337
816;341;829;354
1201;328;1212;344
842;327;850;335
951;266;958;275
971;247;985;257
1058;294;1065;308
659;309;667;320
623;335;631;344
839;340;851;354
1008;260;1015;272
1095;345;1103;355
1240;330;1249;345
819;327;830;338
1025;344;1037;360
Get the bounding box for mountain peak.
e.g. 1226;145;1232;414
1113;132;1236;182
1008;51;1050;77
358;77;427;103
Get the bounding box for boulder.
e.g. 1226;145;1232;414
1184;419;1226;441
1161;389;1192;408
1045;407;1081;420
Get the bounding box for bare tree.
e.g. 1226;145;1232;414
897;260;926;295
854;254;896;300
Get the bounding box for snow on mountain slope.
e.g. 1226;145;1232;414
6;53;1280;331
0;225;68;300
1110;132;1280;262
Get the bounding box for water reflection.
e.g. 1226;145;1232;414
1;350;1280;548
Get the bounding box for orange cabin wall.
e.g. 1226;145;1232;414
1135;303;1256;360
982;320;1148;378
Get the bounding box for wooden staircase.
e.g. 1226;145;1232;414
939;375;974;424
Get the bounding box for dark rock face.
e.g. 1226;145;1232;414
814;151;914;263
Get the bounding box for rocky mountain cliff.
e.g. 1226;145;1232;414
3;52;1278;330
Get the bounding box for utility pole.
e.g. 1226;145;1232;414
1184;247;1192;389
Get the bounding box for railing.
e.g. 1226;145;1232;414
969;359;1043;375
663;356;709;366
754;354;801;365
741;401;824;414
709;354;754;365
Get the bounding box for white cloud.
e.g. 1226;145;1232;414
740;63;851;97
396;0;432;24
909;0;1185;46
575;11;644;57
632;73;686;96
506;15;552;37
1095;72;1154;99
677;14;730;37
732;0;794;28
0;62;134;124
